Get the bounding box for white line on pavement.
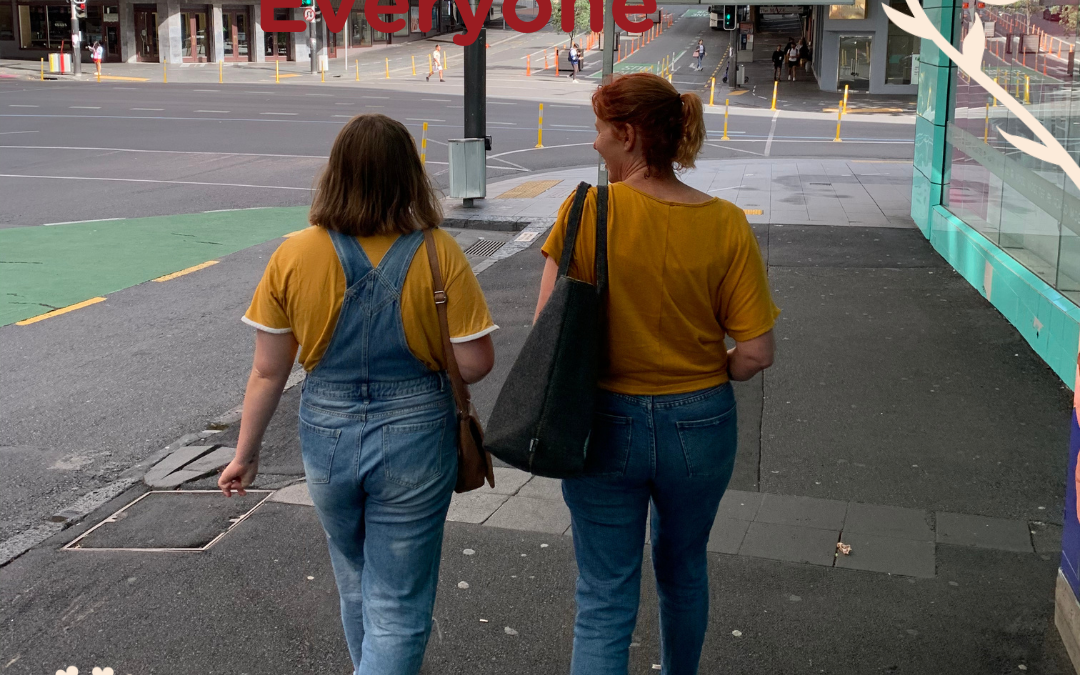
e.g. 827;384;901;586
488;142;595;158
43;217;124;226
69;106;101;109
488;121;516;125
0;174;313;190
422;98;451;102
260;112;298;115
764;110;780;157
8;104;37;108
195;110;230;113
131;107;163;111
0;130;38;135
705;143;763;156
193;89;220;92
0;145;327;159
407;118;445;122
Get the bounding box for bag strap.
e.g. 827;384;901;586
423;229;471;419
557;181;592;279
595;184;609;296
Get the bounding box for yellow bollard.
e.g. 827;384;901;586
992;76;997;106
843;84;849;114
385;58;390;79
984;102;990;142
96;65;101;83
355;59;359;82
163;58;167;83
40;57;44;81
722;99;730;140
535;103;544;148
833;100;843;142
709;77;715;107
1014;72;1020;99
428;53;432;76
412;55;416;76
1024;75;1030;104
219;61;223;84
321;67;325;83
771;80;778;111
420;121;428;165
276;59;280;84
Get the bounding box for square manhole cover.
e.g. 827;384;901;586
63;490;271;552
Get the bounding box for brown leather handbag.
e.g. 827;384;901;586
423;229;495;493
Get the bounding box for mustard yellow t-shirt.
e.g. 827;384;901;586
541;183;779;395
244;226;497;372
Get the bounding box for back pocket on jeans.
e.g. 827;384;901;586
299;418;342;484
675;407;737;479
584;413;633;477
382;418;447;488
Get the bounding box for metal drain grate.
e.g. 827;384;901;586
463;239;506;257
63;490;271;552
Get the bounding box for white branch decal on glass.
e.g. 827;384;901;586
882;0;1080;191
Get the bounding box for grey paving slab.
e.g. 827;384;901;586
936;512;1034;553
517;477;563;501
147;469;205;489
833;532;936;578
184;446;236;473
716;489;763;521
489;467;532;495
756;493;848;530
843;502;934;542
143;445;214;485
485;496;572;535
269;482;314;507
707;517;752;555
447;492;511;524
738;521;840;567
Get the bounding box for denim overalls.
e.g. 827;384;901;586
298;228;457;675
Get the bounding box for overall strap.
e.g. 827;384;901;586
423;229;471;419
557;181;593;279
325;228;374;287
376;229;425;292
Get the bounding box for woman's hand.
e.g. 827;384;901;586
219;456;259;497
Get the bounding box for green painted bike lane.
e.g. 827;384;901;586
0;207;309;326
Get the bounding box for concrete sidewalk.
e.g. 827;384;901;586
0;160;1074;674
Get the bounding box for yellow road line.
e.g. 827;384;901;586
153;260;218;282
99;75;150;82
823;107;905;114
727;90;748;96
277;73;301;79
16;297;106;326
850;159;909;164
743;209;764;215
495;179;563;199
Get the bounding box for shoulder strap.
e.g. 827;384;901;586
423;229;471;418
557;181;592;279
595;184;609;295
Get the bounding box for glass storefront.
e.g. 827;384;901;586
946;6;1080;299
884;0;919;85
264;7;291;59
18;4;70;49
837;34;872;90
180;8;209;62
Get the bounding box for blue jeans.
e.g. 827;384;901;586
563;383;738;675
299;376;457;675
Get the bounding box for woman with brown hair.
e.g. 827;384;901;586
218;114;497;675
537;73;778;674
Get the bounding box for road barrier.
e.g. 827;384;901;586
834;100;843;142
420;122;428;165
722;98;730;140
771;81;777;110
535;103;544;148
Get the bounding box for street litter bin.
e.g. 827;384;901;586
49;53;72;73
448;138;486;201
736;64;746;85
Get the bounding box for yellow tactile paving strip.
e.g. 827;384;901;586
495;179;563;199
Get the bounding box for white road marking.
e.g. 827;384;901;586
43;217;124;226
763;110;779;157
489;101;516;105
193;89;220;92
705;143;764;156
365;95;390;99
407;118;445;122
0;145;326;159
488;142;595;158
0;174;313;190
9;104;38;108
131;107;164;110
260;112;298;115
422;98;452;102
0;130;38;135
69;106;101;109
195;110;230;113
488;121;516;125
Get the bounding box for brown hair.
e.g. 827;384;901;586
309;114;442;236
591;73;706;176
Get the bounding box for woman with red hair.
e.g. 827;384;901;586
536;73;779;674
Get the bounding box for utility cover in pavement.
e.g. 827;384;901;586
63;490;270;552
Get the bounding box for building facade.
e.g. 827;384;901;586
810;0;921;93
0;0;455;63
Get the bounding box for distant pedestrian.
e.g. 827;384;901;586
538;73;778;675
569;43;580;79
91;41;103;77
786;42;800;81
426;44;443;82
799;38;812;72
219;114;497;675
693;39;705;70
772;44;785;80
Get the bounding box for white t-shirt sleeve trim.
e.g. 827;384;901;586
449;324;499;344
242;316;293;334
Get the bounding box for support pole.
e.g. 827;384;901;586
463;24;487;202
276;59;280;83
535;102;544;148
722;98;730;140
984;102;990;142
771;80;777;110
710;77;715;106
40;57;44;81
386;58;390;78
70;0;82;76
309;21;316;74
219;61;223;83
834;100;843;142
420;121;428;165
413;55;416;75
598;0;616;185
843;84;850;113
163;57;167;83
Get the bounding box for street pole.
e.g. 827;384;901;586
730;29;738;89
598;0;616;186
309;20;316;74
69;0;82;75
463;24;486;206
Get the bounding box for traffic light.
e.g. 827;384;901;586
73;0;86;18
299;0;312;6
722;5;736;30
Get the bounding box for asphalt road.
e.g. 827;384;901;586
0;10;914;544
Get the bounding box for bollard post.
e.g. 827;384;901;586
412;55;416;76
1024;75;1030;103
722;99;730;140
163;58;167;83
834;100;843;142
535;103;544;148
992;76;998;106
276;59;280;83
771;80;778;110
545;49;549;69
219;61;223;84
984;102;990;142
556;49;560;77
843;84;849;113
40;57;44;81
710;77;715;106
527;54;531;75
321;67;325;83
428;53;432;76
385;58;390;79
355;59;359;81
420;122;428;165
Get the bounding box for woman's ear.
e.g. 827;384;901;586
623;125;636;153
